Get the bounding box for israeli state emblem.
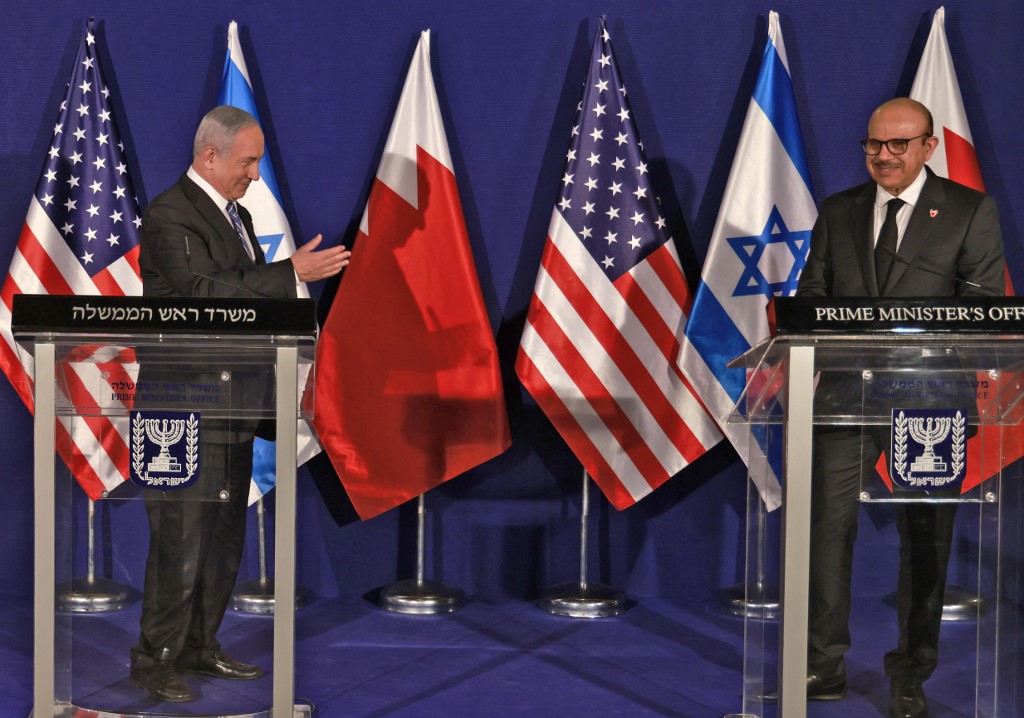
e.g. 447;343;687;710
129;410;200;490
890;408;967;490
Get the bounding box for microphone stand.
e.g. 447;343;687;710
877;245;1001;295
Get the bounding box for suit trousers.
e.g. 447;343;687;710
133;440;253;666
808;427;957;684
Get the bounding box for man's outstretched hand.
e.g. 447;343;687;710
291;234;351;282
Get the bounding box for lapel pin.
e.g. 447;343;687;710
929;209;939;217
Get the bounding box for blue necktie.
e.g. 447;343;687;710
226;202;256;262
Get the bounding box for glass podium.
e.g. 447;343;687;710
730;297;1023;718
13;294;316;718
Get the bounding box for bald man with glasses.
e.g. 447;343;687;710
796;98;1004;718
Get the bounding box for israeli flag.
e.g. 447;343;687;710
217;21;320;502
678;11;816;509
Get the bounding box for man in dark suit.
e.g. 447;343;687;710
796;98;1004;718
130;105;350;702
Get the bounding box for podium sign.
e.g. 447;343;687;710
14;295;316;718
730;297;1022;718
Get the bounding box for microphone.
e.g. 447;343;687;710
876;245;1001;296
183;235;262;299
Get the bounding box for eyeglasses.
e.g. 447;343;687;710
860;133;931;156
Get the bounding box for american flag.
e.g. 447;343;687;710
516;19;721;510
0;19;142;499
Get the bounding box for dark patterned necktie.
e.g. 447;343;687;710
874;197;905;288
226;202;256;262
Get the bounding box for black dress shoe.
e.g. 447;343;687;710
130;661;194;702
889;680;928;718
760;672;847;702
178;649;264;680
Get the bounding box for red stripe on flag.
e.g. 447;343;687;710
54;419;108;501
525;295;665;490
0;337;33;411
613;270;681;368
942;127;985;193
619;245;713;403
16;223;75;295
0;273;35;411
514;349;637;509
542;243;707;463
92;267;124;296
1;272;22;314
58;350;131;468
645;243;693;314
122;244;141;278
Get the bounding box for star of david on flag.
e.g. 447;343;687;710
727;205;809;298
678;11;816;509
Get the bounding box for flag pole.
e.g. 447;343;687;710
56;497;129;612
379;493;465;614
539;468;624;618
230;496;307;614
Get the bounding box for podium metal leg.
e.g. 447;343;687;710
272;346;299;718
776;345;815;718
540;469;625;618
33;342;56;718
380;494;465;614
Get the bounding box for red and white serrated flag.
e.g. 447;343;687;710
313;30;511;520
907;5;1023;491
516;19;721;510
0;19;142;500
909;6;985;193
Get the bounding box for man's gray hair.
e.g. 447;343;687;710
193;105;259;157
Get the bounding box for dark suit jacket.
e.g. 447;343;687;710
797;168;1005;444
138;173;299;442
139;174;298;299
797;167;1005;299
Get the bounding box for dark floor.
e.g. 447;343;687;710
1;583;1016;718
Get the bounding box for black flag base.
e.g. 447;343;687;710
379;578;465;615
540;580;625;619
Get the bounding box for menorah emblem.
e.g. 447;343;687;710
130;411;200;489
145;418;185;474
907;416;951;473
891;408;966;490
